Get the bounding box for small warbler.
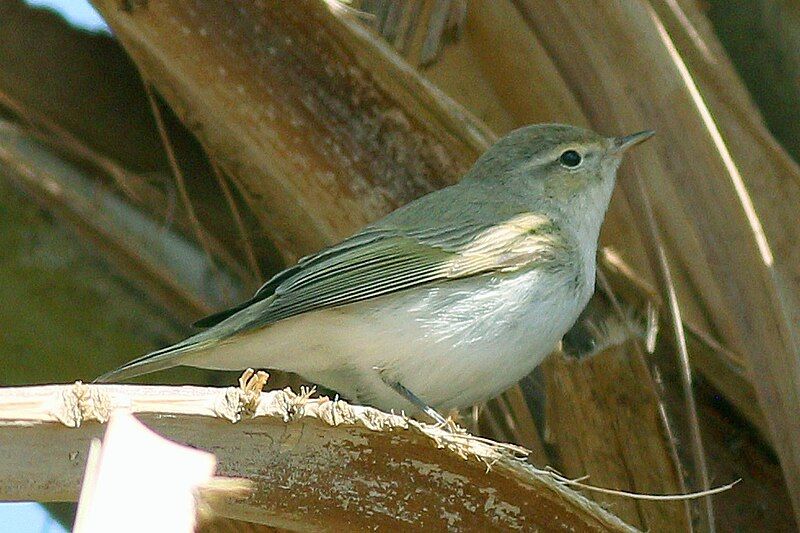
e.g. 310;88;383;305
98;124;653;422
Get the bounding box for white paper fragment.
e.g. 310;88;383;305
74;411;216;533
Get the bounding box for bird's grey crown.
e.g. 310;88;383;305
461;123;604;183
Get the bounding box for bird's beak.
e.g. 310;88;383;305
612;130;655;154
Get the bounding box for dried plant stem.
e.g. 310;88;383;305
547;469;738;502
209;159;263;285
0;91;252;292
626;174;715;532
143;82;226;302
601;249;748;370
0;87;144;201
595;268;694;529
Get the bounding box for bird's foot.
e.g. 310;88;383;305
377;372;451;427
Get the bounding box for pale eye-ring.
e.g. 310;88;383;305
559;150;582;168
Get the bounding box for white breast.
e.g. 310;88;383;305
190;267;592;412
300;266;589;411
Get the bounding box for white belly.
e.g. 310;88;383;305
191;268;591;412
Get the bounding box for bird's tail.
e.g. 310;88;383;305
94;336;216;383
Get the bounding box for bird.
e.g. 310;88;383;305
97;123;653;422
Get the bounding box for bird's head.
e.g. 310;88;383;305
463;123;654;207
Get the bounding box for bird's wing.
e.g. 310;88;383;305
196;212;571;334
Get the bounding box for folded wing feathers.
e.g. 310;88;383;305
211;213;570;337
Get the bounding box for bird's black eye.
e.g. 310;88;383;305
559;150;582;168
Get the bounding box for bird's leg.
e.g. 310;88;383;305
378;373;448;426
